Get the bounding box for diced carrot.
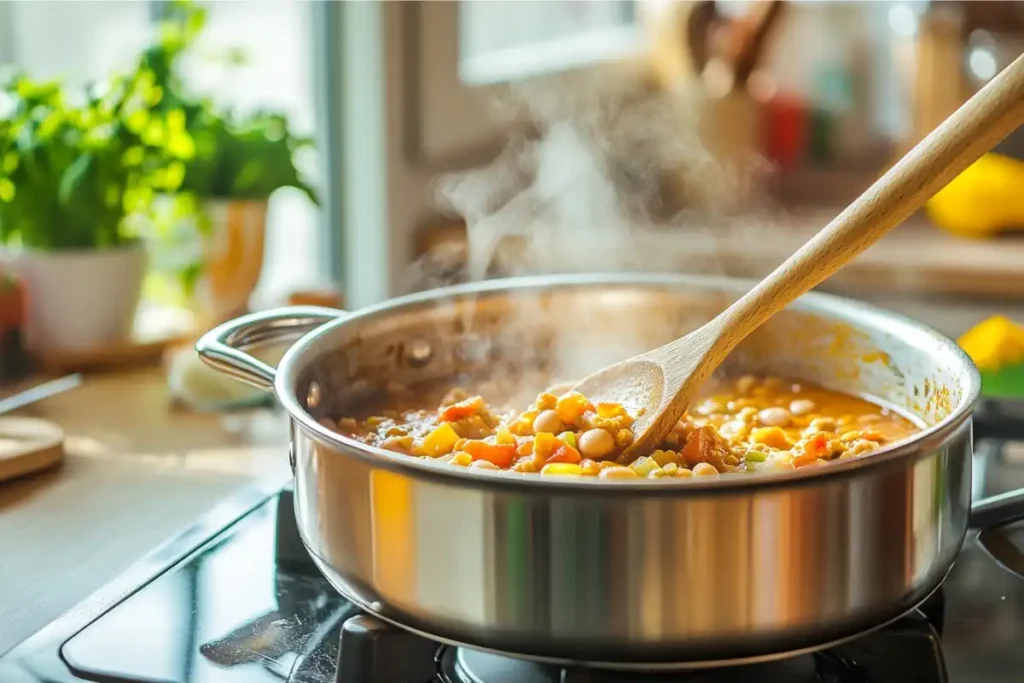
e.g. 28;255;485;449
462;440;516;468
793;451;819;467
546;443;581;464
806;433;829;457
680;426;714;466
439;396;486;422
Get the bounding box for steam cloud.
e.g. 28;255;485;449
421;65;771;286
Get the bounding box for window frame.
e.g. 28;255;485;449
0;2;13;66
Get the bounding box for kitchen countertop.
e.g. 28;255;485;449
0;368;290;656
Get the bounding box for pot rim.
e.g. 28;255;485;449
275;272;981;494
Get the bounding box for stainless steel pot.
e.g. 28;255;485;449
197;274;1024;668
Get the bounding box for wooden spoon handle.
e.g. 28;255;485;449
718;53;1024;339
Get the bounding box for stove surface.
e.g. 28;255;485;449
2;433;1024;683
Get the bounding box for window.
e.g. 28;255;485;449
3;1;151;86
1;0;327;307
458;0;641;85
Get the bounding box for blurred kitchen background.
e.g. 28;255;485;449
2;0;1024;403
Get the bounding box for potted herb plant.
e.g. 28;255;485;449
0;70;193;351
141;1;319;326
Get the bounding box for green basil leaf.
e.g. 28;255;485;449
58;152;95;206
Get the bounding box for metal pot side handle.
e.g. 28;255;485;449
970;487;1024;531
195;306;346;391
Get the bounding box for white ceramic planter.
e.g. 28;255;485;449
5;245;146;352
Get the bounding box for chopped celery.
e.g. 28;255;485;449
744;449;768;463
629;456;661;478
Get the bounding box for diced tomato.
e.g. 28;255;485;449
546;443;581;464
462;440;516;468
439;396;485;422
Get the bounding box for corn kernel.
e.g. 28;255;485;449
495;426;516;445
541;463;583;476
651;449;679;467
536;392;558;410
533;432;558;460
615;428;634;447
450;452;472;466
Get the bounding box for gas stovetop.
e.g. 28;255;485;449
3;404;1024;683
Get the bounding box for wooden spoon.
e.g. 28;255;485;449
575;53;1024;461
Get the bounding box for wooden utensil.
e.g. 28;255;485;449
575;53;1024;460
0;374;81;483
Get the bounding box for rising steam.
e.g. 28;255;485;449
426;65;770;285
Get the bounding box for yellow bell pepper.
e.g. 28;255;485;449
958;316;1024;373
927;153;1024;238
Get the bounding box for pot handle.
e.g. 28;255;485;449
970;488;1024;531
196;306;346;391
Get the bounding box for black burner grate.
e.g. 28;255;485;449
333;596;947;683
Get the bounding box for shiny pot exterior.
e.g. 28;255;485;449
199;274;989;666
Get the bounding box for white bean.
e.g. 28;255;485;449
532;409;563;435
758;406;792;427
789;399;816;416
692;462;720;477
579;429;616;458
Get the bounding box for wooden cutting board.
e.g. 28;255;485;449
0;417;65;483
